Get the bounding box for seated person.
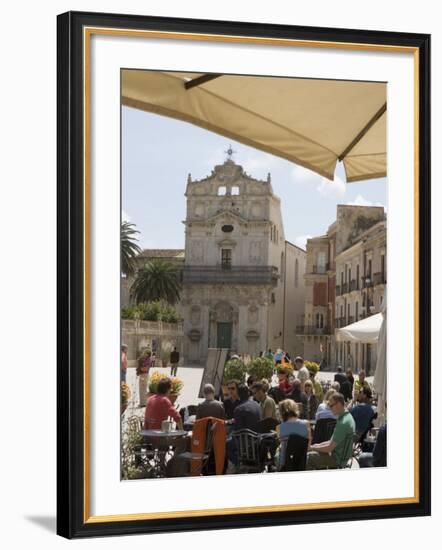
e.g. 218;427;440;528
144;378;182;430
354;370;370;399
294;356;310;391
339;370;354;402
349;386;376;436
196;383;225;420
232;383;262;431
277;370;293;396
303;380;319;420
315;389;338;420
358;424;387;468
226;384;262;467
222;380;240;420
306;393;355;469
252;381;278;420
277;399;311;468
334;366;347;387
247;375;257;396
287;379;307;416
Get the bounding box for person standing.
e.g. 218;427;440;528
136;349;152;408
295;356;309;391
170;346;180;376
121;344;128;383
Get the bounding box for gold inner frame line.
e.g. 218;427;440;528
82;26;420;524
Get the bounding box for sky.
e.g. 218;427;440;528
122;106;386;251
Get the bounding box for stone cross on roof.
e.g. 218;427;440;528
224;144;236;161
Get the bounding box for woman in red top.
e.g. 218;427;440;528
144;378;182;430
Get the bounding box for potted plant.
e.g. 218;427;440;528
247;356;274;381
305;360;320;375
147;370;163;397
147;371;183;405
276;363;294;376
169;376;184;404
121;381;131;415
223;358;247;385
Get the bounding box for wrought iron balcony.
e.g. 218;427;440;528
373;272;387;285
312;263;330;274
335;285;341;297
296;325;331;335
349;279;358;292
182;265;279;285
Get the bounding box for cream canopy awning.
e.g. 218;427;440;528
122;71;386;182
335;313;383;343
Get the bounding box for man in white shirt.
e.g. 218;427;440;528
295;356;309;391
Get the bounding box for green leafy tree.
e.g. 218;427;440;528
121;221;141;276
130;258;181;305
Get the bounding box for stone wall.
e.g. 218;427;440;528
122;319;184;367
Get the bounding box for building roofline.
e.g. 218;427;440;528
285;239;307;253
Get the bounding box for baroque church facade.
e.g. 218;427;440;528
180;159;306;364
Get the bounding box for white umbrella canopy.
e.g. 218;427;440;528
336;313;383;343
373;294;387;425
122;70;386;183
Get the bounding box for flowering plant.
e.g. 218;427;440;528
147;370;184;394
170;376;184;394
148;370;164;393
121;381;131;406
276;363;294;376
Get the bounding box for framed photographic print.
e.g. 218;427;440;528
57;11;431;539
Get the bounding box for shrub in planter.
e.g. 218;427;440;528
223;358;247;384
247;356;274;381
305;360;320;374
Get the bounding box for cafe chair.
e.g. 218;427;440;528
284;434;309;471
255;417;280;434
312;418;337;444
178;422;217;476
232;429;263;474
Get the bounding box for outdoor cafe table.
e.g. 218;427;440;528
140;430;189;476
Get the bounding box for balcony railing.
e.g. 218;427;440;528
335;285;341;297
349;279;358;292
341;282;349;295
312;263;330;274
296;325;331;335
373;272;387;285
362;276;373;288
183;265;279;285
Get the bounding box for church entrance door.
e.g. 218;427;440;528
217;322;232;349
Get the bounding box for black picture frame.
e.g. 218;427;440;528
57;11;431;539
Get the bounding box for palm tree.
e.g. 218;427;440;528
130;258;181;305
121;221;141;276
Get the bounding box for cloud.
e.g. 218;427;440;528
346;194;385;208
316;174;346;198
290;164;319;184
294;234;312;250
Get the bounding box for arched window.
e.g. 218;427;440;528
217;186;226;196
231;186;240;195
294;258;299;287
